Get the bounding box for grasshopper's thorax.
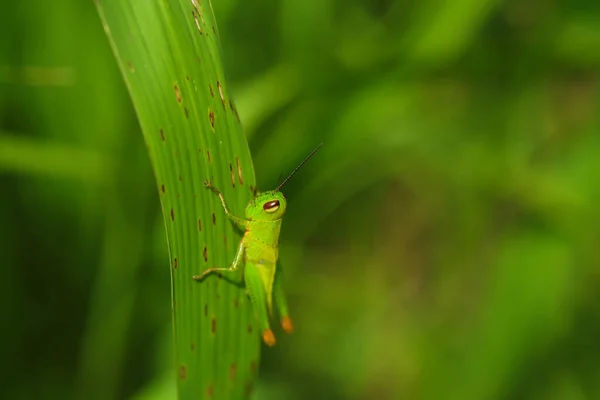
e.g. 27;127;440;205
246;219;282;247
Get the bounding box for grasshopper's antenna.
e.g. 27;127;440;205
276;143;323;191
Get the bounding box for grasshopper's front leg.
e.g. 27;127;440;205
193;237;245;280
204;180;248;229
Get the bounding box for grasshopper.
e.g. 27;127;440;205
193;143;323;346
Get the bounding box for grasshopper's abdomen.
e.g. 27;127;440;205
244;232;278;319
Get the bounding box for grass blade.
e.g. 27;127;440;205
95;1;260;398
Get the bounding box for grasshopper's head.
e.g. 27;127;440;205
245;143;322;222
245;190;287;221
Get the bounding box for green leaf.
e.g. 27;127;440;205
95;1;260;399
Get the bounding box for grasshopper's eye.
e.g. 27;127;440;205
263;200;280;213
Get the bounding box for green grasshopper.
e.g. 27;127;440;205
193;144;323;346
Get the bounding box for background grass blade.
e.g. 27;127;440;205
95;1;259;399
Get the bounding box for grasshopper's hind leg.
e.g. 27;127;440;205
244;262;276;346
274;262;294;334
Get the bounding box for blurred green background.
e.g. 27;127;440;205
2;0;600;399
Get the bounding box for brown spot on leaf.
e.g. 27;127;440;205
160;184;165;194
207;385;214;399
247;325;253;333
184;107;189;118
229;99;240;123
212;213;216;225
178;174;182;182
160;129;165;141
217;81;225;108
174;84;182;103
191;1;202;19
192;10;202;34
229;163;235;187
208;108;215;129
186;75;190;81
170;209;175;221
212;26;216;34
198;218;202;231
245;382;253;398
180;365;187;380
236;157;244;185
211;317;216;333
229;363;237;381
209;84;214;98
191;342;196;351
203;245;208;262
207;150;211;162
234;297;239;308
173;258;178;269
204;303;208;316
127;61;135;73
